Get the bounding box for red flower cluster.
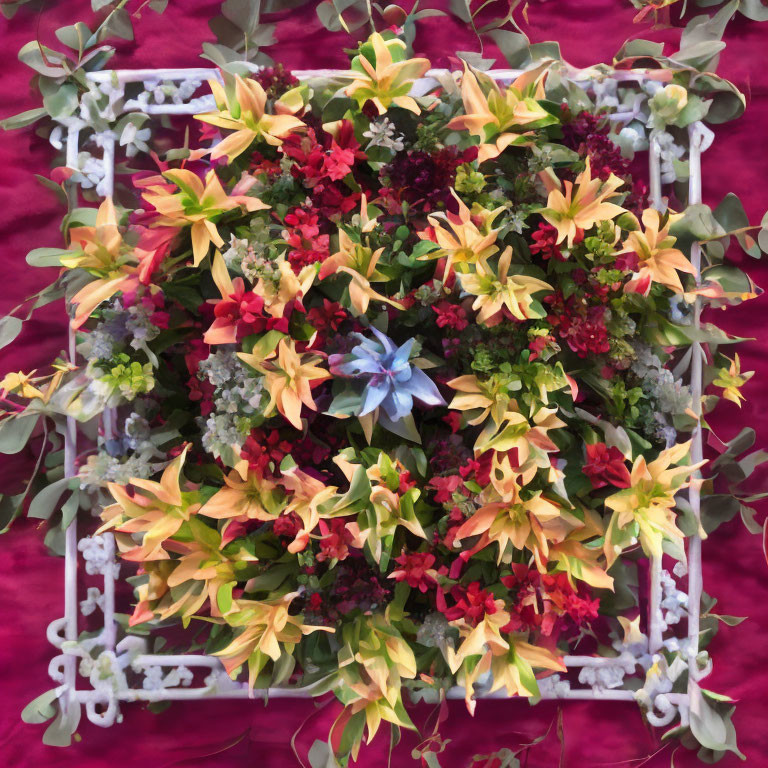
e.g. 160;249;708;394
316;519;355;563
241;428;292;475
546;292;610;358
438;581;497;625
583;442;632;489
562;110;630;182
253;63;299;99
390;551;438;592
283;207;330;272
529;222;565;261
380;146;477;214
281;120;365;217
432;300;469;331
501;565;599;637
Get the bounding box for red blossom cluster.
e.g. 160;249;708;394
281;120;366;217
546;291;611;358
501;564;599;637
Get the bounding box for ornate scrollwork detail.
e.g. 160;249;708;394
78;534;120;578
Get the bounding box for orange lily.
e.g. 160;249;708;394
621;208;696;295
199;464;285;523
712;353;753;407
62;197;139;328
345;33;430;115
255;257;316;319
97;445;200;561
458;247;552;325
142;168;269;266
195;74;305;162
453;475;562;564
446;64;557;163
418;190;503;277
319;196;403;315
214;593;334;689
604;441;705;566
279;465;339;553
541;159;626;247
238;338;331;429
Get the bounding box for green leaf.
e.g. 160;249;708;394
28;477;72;521
0;107;48;131
43;697;80;747
26;247;71;268
740;0;768;21
55;22;93;56
217;581;235;614
0;316;22;349
103;8;134;41
92;0;116;10
0;493;26;533
21;688;60;724
18;41;69;77
43;83;79;119
221;0;263;36
0;414;39;454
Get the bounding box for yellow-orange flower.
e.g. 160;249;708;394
444;598;565;712
142;168;269;266
213;592;333;689
199;465;285;523
453;475;562;564
446;64;557;163
279;465;339;553
345;33;430;116
97;445;199;561
621;208;696;295
604;441;704;566
712;353;753;407
541;158;625;247
238;338;330;429
418;190;503;277
319;197;403;315
62;197;139;328
195;74;306;162
458;247;552;326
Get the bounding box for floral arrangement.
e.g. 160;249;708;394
3;7;768;764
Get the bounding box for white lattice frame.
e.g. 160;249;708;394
46;65;712;732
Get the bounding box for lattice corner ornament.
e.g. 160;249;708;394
47;66;714;739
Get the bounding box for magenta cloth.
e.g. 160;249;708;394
1;3;766;766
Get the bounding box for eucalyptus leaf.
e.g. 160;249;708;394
28;477;73;521
0;316;23;349
0;107;48;131
26;247;71;268
0;414;39;454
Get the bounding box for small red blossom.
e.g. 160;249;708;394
583;442;632;489
501;564;599;637
439;582;497;624
529;222;565;261
241;428;292;475
432;301;469;331
307;299;347;333
273;511;302;538
442;411;462;434
398;471;418;495
307;592;324;611
428;475;463;504
389;551;438;592
316;518;355;562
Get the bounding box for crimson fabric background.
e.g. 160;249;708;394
0;2;765;766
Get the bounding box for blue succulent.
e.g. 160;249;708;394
329;327;445;429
